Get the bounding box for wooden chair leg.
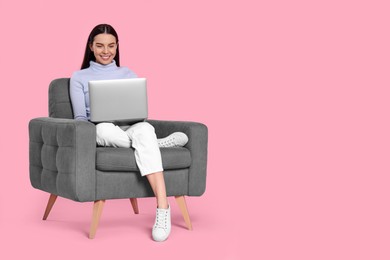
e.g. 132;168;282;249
175;196;193;230
129;198;139;214
89;200;105;239
43;194;57;220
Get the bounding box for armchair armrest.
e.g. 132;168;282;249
147;119;208;196
29;117;96;202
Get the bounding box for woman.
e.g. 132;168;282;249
70;24;188;242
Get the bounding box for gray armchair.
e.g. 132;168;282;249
29;78;208;239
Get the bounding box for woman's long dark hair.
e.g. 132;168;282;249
81;24;120;69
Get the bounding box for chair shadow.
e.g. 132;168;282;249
42;209;198;238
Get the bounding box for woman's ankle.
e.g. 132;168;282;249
157;200;169;209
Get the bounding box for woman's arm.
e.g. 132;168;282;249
70;76;88;121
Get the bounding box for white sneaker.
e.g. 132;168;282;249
157;132;188;148
152;206;171;242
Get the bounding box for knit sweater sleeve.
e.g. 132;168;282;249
127;69;138;78
70;74;88;121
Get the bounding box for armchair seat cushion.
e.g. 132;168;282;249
96;147;192;172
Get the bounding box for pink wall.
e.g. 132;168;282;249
1;0;390;259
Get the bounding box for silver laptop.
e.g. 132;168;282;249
88;78;148;124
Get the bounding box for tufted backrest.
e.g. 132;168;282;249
49;78;74;119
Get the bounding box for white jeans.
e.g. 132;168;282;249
96;122;163;176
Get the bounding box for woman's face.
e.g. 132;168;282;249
90;33;117;65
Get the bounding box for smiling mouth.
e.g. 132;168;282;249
100;55;112;60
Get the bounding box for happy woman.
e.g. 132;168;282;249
70;24;188;242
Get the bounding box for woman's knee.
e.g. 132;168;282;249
128;122;155;135
136;122;155;131
126;122;157;141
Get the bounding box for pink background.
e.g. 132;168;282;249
1;0;390;259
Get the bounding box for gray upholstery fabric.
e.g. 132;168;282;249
29;78;208;202
49;78;73;119
96;147;192;172
29;117;96;202
95;169;189;200
148;120;208;196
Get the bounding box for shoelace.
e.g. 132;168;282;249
159;137;177;147
154;210;168;229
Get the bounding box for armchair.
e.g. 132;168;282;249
29;78;208;239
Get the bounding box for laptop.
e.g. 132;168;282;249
88;78;148;125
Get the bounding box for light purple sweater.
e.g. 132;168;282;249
70;61;137;121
